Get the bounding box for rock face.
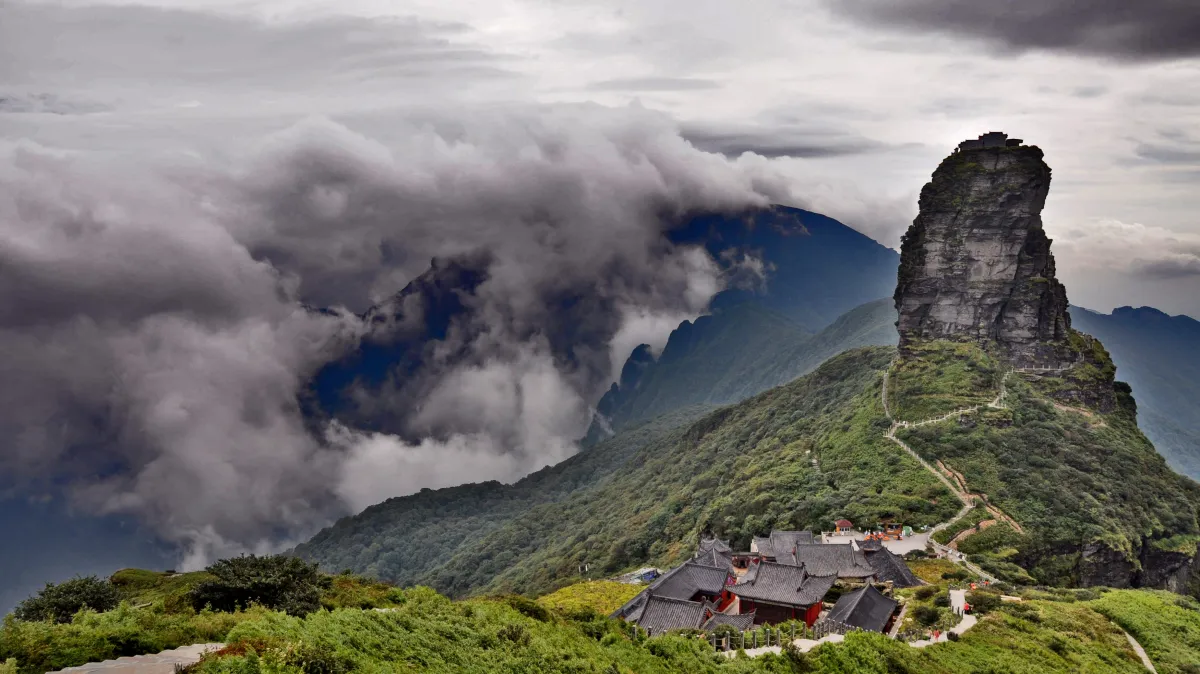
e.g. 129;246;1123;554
894;134;1074;368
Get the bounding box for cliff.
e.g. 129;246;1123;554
894;134;1114;411
895;140;1073;368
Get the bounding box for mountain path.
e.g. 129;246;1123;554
46;644;223;674
880;362;1023;582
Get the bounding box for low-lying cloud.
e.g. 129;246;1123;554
0;105;790;566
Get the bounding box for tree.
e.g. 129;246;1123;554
14;576;120;623
190;554;331;616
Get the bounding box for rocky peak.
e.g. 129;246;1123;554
894;133;1075;369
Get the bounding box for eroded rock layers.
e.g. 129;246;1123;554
894;142;1074;368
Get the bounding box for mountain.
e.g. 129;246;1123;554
889;134;1200;589
297;139;1200;599
588;205;900;441
588;297;898;441
1069;305;1200;480
299;347;961;595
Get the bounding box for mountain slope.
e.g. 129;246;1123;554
299;348;961;595
1069;306;1200;480
292;406;715;586
589;298;897;440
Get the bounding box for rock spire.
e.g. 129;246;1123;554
894;133;1074;368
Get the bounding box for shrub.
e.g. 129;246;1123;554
190;555;330;617
966;591;1001;614
497;623;531;646
14;576;120;623
912;606;940;626
503;595;550;622
941;570;969;581
0;659;16;674
913;586;937;601
933;594;951;608
946;631;960;642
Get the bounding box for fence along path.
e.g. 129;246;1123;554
879;362;1017;583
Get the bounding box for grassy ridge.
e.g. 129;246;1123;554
1088;590;1200;674
536;581;643;617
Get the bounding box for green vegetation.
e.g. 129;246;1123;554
1069;306;1200;482
932;506;990;545
0;561;405;673
183;587;790;674
295;405;713;588
594;298;898;438
1088;589;1200;674
190;555;329;617
536;581;643;616
898;368;1200;586
889;340;1002;421
907;558;966;585
0;603;258;674
422;348;958;598
13;577;119;624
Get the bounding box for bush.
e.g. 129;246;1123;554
914;586;937;601
912;606;940;626
503;595;550;622
966;591;1001;614
941;570;969;581
14;576;121;624
933;594;951;608
946;631;960;642
0;659;16;674
190;555;330;617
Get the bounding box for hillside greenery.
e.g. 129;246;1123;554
591;298;897;439
888;340;1002;422
421;348;958;598
536;581;644;617
0;563;405;673
1069;306;1200;481
294;405;714;587
1088;589;1200;674
895;343;1200;586
12;577;119;624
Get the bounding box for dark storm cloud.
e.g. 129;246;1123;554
0;105;789;563
588;77;722;92
826;0;1200;61
1132;256;1200;279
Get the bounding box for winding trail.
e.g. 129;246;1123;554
879;363;1019;583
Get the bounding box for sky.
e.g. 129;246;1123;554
1;0;1199;587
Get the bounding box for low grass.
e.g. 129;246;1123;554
1087;589;1200;674
890;340;1001;422
110;569;213;612
907;558;965;584
0;603;262;674
536;581;643;616
932;506;990;545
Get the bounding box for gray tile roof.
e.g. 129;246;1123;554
650;560;731;600
636;596;708;635
826;585;897;633
702;611;756;631
752;531;814;560
731;562;835;607
611;589;651;621
699;537;732;554
694;545;734;570
864;548;920;588
790;544;875;578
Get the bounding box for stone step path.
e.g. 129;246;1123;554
1123;631;1158;673
47;644;223;674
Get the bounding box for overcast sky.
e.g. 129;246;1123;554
2;0;1199;570
3;0;1199;316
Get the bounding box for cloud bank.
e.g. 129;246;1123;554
826;0;1200;61
0;105;788;565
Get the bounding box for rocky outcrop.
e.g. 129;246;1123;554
894;135;1074;369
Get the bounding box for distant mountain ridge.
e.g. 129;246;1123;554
1069;305;1200;480
588;205;900;441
